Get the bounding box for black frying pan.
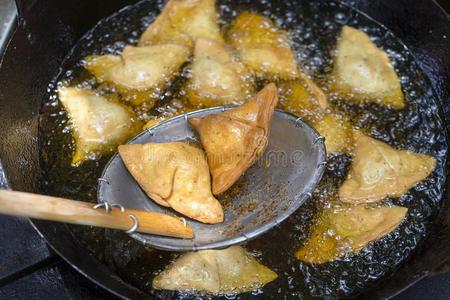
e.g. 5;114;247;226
0;0;449;299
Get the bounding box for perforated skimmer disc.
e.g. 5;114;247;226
98;107;326;251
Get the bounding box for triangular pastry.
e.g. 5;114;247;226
138;0;223;48
58;87;142;166
119;142;223;223
310;114;354;154
190;115;266;195
339;132;436;203
187;38;254;107
85;44;190;106
296;204;408;264
189;84;278;194
331;26;405;109
153;246;277;294
278;72;329;121
227;12;299;80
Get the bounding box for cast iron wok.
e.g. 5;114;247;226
0;0;449;298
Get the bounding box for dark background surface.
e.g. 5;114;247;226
0;0;449;299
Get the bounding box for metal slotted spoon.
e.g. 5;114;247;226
97;107;326;251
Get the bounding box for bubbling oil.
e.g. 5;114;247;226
38;0;447;298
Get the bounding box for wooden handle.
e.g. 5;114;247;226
0;189;194;239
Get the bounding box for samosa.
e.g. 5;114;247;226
296;204;408;264
227;12;299;80
331;26;405;109
153;246;277;294
277;72;329;123
138;0;223;48
339;132;436;203
58;87;142;166
84;44;190;106
310;114;354;154
187;38;254;107
119;142;223;223
189;83;278;194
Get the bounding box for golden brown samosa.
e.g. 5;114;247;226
190;115;266;195
189;83;278;194
58;87;142;166
339;132;436;203
138;0;223;48
187;38;254;107
277;75;354;154
278;72;329;121
227;12;299;80
296;204;408;264
311;114;354;154
84;44;190;106
331;26;405;109
119;142;223;223
223;83;278;132
153;246;277;294
275;74;355;155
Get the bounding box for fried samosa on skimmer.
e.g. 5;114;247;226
189;84;278;194
190;115;266;195
119;142;223;224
